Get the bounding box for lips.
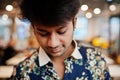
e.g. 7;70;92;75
49;47;61;54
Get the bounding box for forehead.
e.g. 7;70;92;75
33;20;72;29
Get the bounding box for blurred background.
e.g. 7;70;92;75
0;0;120;80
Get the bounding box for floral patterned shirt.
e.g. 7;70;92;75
11;44;111;80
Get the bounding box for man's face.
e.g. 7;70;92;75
33;20;75;58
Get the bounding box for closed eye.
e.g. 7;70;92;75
57;26;68;35
37;31;49;37
57;30;66;34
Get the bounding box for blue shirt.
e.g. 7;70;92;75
11;42;111;80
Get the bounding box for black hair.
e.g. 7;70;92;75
20;0;80;26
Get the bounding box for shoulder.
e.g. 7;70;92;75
16;49;39;67
79;46;106;67
79;46;111;79
13;49;40;78
79;46;104;60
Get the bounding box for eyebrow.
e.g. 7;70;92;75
36;25;67;32
36;29;47;32
57;26;66;30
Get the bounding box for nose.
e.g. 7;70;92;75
47;33;60;48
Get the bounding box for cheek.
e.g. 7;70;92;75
34;34;46;46
64;30;73;39
61;31;73;44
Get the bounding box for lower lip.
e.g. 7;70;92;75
50;49;61;54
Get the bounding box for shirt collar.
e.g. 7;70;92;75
38;47;51;66
71;40;82;59
38;40;82;67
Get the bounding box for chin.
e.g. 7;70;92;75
51;53;64;57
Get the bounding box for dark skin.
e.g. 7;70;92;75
33;18;76;78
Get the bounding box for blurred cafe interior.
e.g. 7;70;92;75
0;0;120;80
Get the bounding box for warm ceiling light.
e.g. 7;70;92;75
93;8;101;14
2;14;8;20
85;12;92;19
109;4;116;11
6;5;13;11
81;4;88;11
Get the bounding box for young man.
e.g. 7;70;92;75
11;0;111;80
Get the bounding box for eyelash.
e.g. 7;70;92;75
57;30;66;34
37;32;49;37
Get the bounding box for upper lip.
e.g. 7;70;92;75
49;47;61;53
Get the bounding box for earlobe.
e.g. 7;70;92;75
31;24;35;29
73;17;77;30
30;24;36;33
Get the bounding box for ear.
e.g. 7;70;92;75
31;23;35;29
30;24;36;34
73;17;77;30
